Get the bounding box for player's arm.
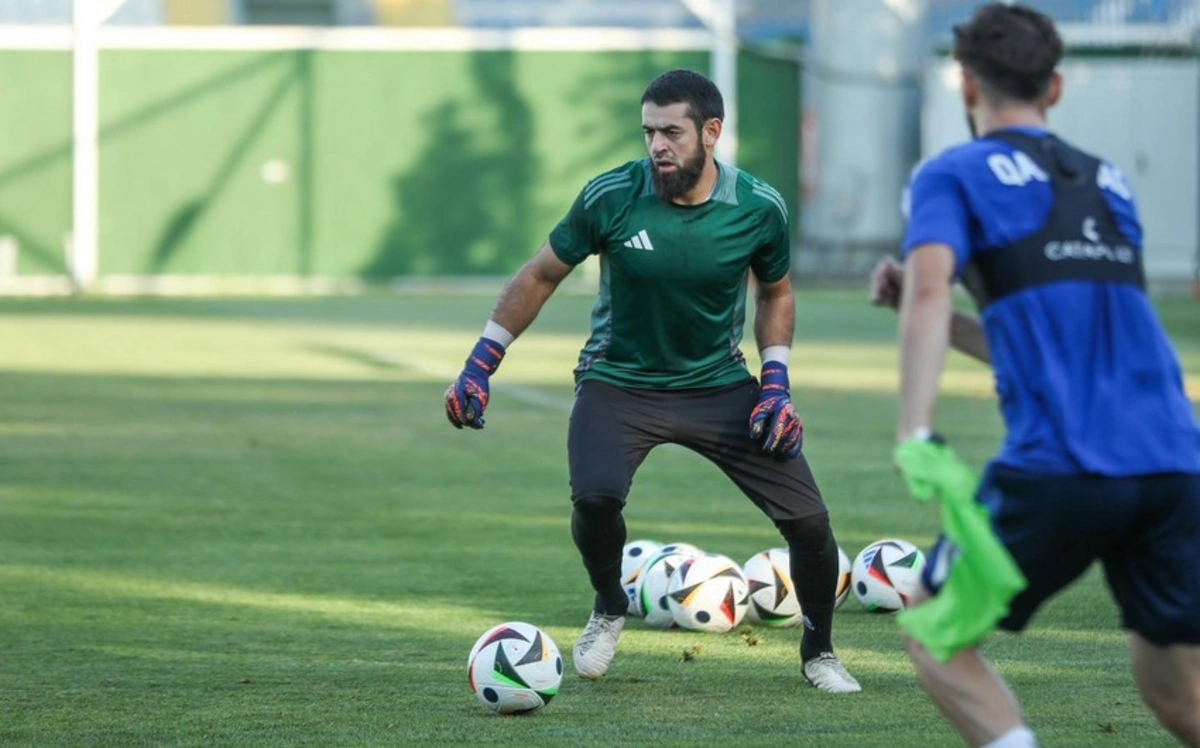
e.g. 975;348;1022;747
444;243;575;430
747;272;805;458
489;243;575;338
746;187;804;458
870;256;990;364
947;308;989;364
753;273;795;353
897;244;956;441
446;170;601;431
890;161;990;528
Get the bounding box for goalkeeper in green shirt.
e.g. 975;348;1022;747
445;69;860;694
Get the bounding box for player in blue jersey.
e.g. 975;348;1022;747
872;4;1200;747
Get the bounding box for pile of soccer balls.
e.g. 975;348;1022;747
621;537;927;632
467;536;928;715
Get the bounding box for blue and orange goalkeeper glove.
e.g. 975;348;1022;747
748;361;803;459
444;337;505;430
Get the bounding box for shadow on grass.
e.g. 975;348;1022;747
0;294;604;338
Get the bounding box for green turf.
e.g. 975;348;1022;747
0;291;1195;746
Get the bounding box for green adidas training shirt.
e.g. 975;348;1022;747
549;158;791;390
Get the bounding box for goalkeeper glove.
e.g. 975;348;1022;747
444;337;505;430
748;361;803;459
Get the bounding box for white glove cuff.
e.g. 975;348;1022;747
760;346;790;365
482;320;515;348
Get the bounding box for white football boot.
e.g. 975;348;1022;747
802;652;862;694
572;612;625;679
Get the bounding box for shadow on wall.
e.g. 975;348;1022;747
0;52;296;276
365;51;704;278
365;51;537;277
0;48;708;280
559;52;686;182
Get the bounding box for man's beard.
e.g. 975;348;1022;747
965;111;978;139
652;146;707;201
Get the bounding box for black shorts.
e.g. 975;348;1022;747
923;465;1200;646
567;379;826;522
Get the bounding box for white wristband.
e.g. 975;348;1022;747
760;346;790;365
482;320;515;348
908;427;935;441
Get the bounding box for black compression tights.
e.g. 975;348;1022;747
776;512;840;662
571;494;629;616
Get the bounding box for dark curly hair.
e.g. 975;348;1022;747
953;3;1064;102
641;69;725;133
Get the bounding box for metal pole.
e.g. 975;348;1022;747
71;0;99;291
678;0;739;165
71;0;128;291
711;0;738;166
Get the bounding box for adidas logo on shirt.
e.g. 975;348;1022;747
622;229;654;251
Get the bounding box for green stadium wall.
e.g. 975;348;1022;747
0;48;799;279
0;51;73;276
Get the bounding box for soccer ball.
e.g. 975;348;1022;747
658;541;703;557
835;545;853;610
667;553;750;633
635;548;697;629
743;545;853;625
620;539;662;617
467;622;563;715
743;548;801;627
851;539;927;612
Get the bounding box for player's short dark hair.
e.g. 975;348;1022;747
641;69;725;132
953;3;1063;102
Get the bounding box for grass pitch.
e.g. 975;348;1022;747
0;291;1196;746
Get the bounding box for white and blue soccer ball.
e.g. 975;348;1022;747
667;553;750;633
851;538;926;612
635;547;698;629
658;541;703;558
744;548;801;627
743;545;853;625
467;622;563;715
620;539;662;617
